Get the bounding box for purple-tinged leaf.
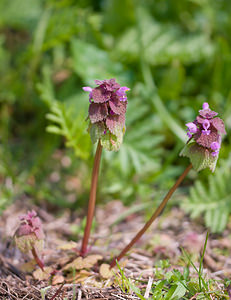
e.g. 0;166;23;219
109;97;127;115
95;78;120;91
91;87;111;103
194;128;220;149
89;103;108;123
211;117;226;134
106;114;125;136
199;108;218;119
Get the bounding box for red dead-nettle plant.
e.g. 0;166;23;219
15;210;45;271
81;79;130;256
110;102;226;268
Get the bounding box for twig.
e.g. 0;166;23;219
49;283;64;300
144;277;153;299
111;293;129;300
77;289;82;300
0;285;18;300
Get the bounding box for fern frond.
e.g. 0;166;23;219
38;77;91;160
182;157;231;233
45;101;91;160
115;9;214;66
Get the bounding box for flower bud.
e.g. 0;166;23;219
83;79;130;151
15;210;44;254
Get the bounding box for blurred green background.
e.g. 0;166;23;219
0;0;230;233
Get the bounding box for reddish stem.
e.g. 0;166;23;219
31;246;44;271
50;283;65;300
80;140;102;256
110;163;192;268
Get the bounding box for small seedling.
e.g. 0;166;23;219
40;286;51;300
15;210;45;271
110;103;226;267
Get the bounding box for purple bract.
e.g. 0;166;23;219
18;210;44;240
185;103;226;157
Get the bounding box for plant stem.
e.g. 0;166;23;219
110;163;192;268
50;283;65;300
80;140;102;256
31;246;44;271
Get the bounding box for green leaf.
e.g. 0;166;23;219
71;39;129;84
46;125;64;135
0;0;42;29
88;123;105;144
115;8;214;66
170;283;187;300
180;142;218;172
187;281;200;295
165;282;186;300
100;131;123;152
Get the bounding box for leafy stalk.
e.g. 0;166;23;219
80;140;102;256
110;163;192;268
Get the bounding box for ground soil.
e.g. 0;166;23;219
0;200;230;299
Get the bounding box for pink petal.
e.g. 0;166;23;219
82;87;92;92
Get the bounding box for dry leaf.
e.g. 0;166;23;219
63;255;102;271
58;241;77;250
82;254;103;268
76;270;93;283
56;256;71;267
99;263;113;279
52;274;65;285
66;270;92;283
33;267;53;280
63;257;84;271
20;259;37;272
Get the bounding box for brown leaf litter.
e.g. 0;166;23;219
1;200;231;299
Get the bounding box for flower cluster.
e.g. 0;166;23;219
181;103;226;172
15;210;44;254
83;79;130;151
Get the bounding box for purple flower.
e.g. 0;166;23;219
186;122;198;137
82;87;92;92
186;122;198;133
181;102;226;172
210;141;220;150
193;103;226;149
116;87;130;102
82;86;93;103
18;210;44;240
83;79;130;151
202;119;210;135
202;102;209;110
15;210;44;254
199;102;218;119
210;141;221;157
